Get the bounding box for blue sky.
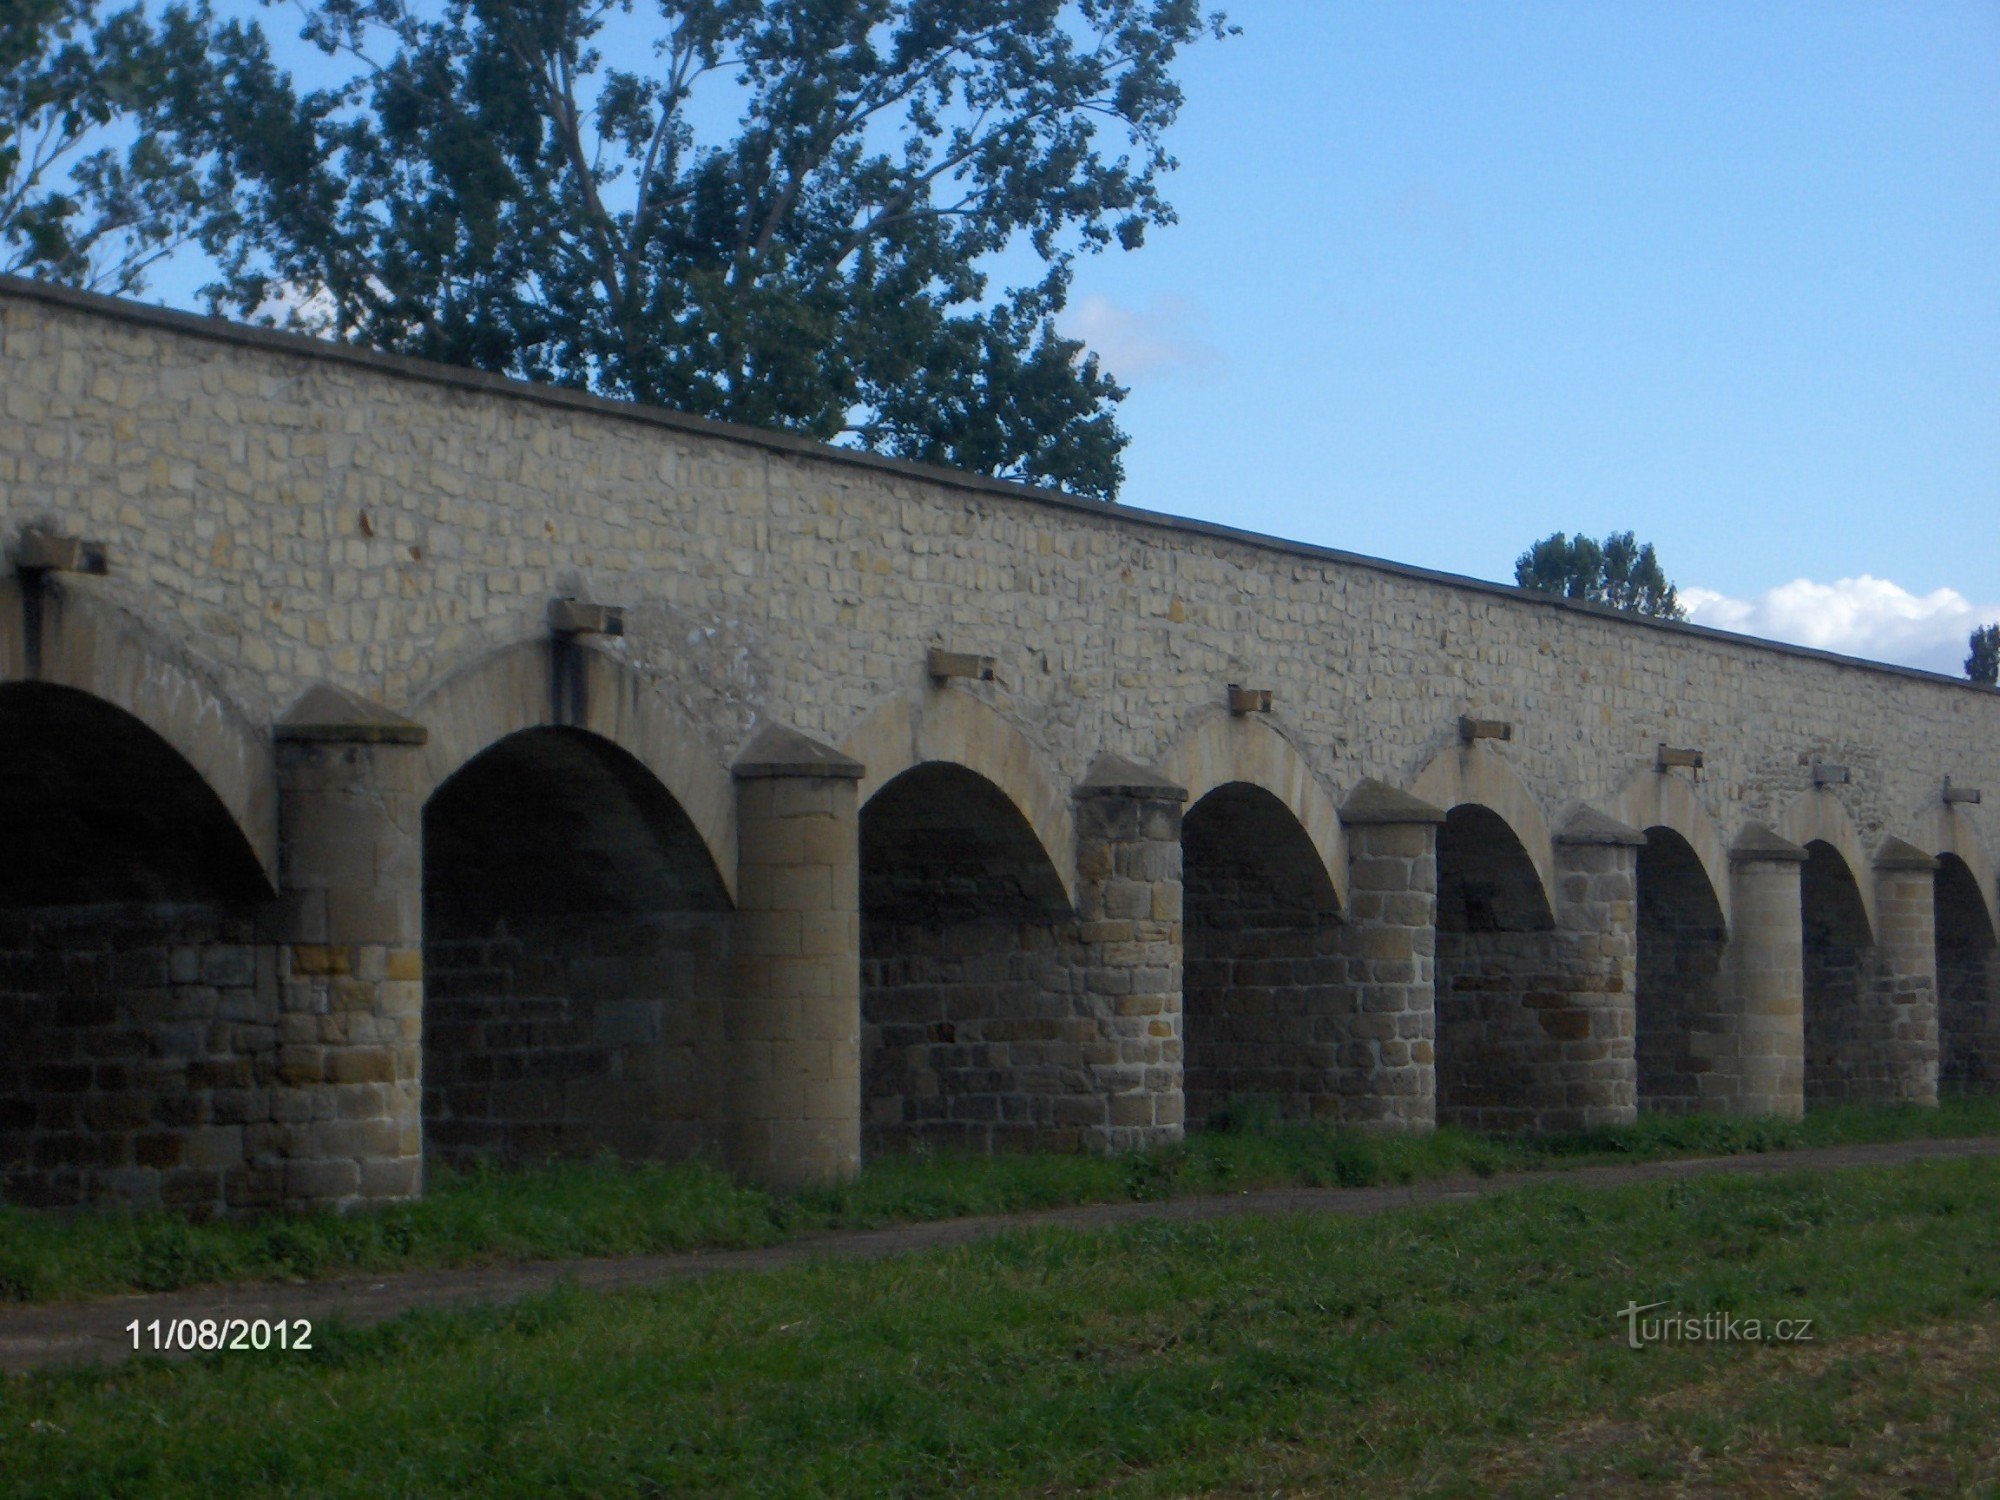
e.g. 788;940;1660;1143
1050;2;1999;673
135;2;2000;673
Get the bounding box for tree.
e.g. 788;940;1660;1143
1514;530;1687;620
0;0;223;294
1967;624;1999;685
160;0;1235;501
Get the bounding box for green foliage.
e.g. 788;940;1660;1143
1514;528;1688;619
0;0;224;293
154;0;1237;500
1967;622;1999;684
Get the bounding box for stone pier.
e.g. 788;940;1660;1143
1072;756;1186;1151
726;727;864;1189
1333;780;1444;1130
263;687;427;1209
1721;826;1809;1119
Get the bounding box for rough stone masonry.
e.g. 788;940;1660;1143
3;274;1999;1213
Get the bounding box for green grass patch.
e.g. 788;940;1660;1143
2;1091;1998;1304
0;1156;783;1304
6;1158;2000;1495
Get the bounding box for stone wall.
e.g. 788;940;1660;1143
1435;809;1637;1132
421;725;732;1168
8;279;2000;871
7;277;2000;1210
1182;783;1346;1126
0;901;266;1212
1800;842;1878;1106
858;762;1090;1151
862;917;1095;1153
1634;830;1729;1113
423;911;729;1167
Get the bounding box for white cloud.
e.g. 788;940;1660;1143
1681;575;2000;677
1057;294;1222;382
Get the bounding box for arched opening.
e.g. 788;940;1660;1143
0;683;270;1212
421;727;732;1169
1801;840;1875;1106
1433;804;1561;1132
1635;827;1728;1113
860;762;1079;1153
1181;782;1343;1128
1935;854;1998;1092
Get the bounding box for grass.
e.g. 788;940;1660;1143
1;1091;1997;1305
4;1157;2000;1495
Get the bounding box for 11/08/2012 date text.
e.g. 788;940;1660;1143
128;1318;312;1353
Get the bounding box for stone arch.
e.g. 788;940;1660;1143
842;689;1076;908
412;638;735;900
0;669;275;1212
1912;801;2000;941
1181;779;1345;1129
1431;800;1573;1132
1162;710;1348;913
1633;825;1730;1114
858;758;1082;1154
1903;798;2000;1095
1796;831;1877;1107
421;723;736;1169
1411;741;1556;911
0;575;277;891
1613;769;1732;932
1775;790;1877;942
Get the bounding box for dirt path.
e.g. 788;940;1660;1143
7;1134;1999;1375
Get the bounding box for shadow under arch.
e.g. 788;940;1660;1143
0;575;278;892
1633;823;1730;1114
1934;851;2000;1091
842;689;1076;908
1181;779;1344;1129
858;758;1084;1154
411;637;736;901
1913;800;2000;942
1410;741;1556;914
1798;834;1877;1106
0;678;274;1212
1905;800;2000;1094
1613;769;1732;933
1161;710;1348;913
1776;789;1878;944
421;723;736;1169
1432;800;1580;1132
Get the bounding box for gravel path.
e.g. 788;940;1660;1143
7;1133;1998;1375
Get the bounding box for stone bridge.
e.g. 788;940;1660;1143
4;274;1998;1214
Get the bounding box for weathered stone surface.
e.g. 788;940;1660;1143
6;275;2000;1212
276;684;427;745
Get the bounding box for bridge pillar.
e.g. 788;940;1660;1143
1073;756;1186;1151
262;696;428;1211
1547;812;1643;1129
1720;828;1808;1118
1864;841;1941;1105
1336;781;1444;1130
727;728;863;1188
